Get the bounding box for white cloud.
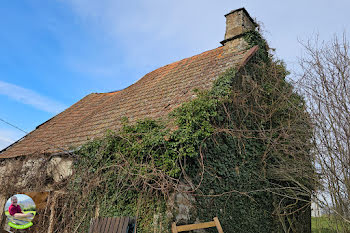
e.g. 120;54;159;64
0;129;24;151
57;0;350;83
0;137;14;150
0;135;14;144
0;81;67;114
62;0;232;68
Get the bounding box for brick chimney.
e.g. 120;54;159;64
221;8;257;50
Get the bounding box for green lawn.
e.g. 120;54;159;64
4;210;36;216
25;210;36;215
312;216;349;233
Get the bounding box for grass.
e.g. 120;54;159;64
312;216;350;233
4;210;36;216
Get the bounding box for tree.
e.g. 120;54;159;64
299;34;350;230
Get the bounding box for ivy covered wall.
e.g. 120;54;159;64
53;31;314;233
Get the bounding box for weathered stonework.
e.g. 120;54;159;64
223;37;248;53
0;155;72;190
221;8;257;52
0;155;73;231
46;157;73;183
223;8;256;41
166;184;196;225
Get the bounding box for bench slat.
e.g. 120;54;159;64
117;217;129;233
104;217;112;233
107;217;115;233
111;217;121;233
88;216;135;233
100;217;106;233
92;218;101;233
121;216;129;233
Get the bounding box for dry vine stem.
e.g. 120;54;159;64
1;43;315;232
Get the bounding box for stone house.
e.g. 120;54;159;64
0;8;310;232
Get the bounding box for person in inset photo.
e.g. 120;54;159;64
8;195;34;219
4;194;36;231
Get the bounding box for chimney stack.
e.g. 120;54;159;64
221;8;257;49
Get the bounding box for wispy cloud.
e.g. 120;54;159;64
0;81;67;114
0;135;14;144
62;0;229;68
0;136;16;151
0;128;24;150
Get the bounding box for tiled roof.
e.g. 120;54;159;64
0;45;257;158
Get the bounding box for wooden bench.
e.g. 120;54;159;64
88;216;136;233
172;217;224;233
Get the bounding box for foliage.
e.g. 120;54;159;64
183;55;312;232
244;30;270;62
66;123;173;232
23;206;36;212
49;29;314;233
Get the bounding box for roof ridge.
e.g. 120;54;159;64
97;46;227;95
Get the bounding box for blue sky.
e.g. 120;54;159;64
1;0;349;150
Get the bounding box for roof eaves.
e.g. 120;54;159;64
0;93;96;158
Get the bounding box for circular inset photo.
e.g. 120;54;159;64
4;194;36;230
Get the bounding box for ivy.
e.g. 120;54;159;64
61;30;313;233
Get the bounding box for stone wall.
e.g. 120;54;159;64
0;154;73;231
0;155;72;191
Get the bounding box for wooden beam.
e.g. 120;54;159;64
176;221;216;231
213;217;224;233
172;217;224;233
171;222;178;233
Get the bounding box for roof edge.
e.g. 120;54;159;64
0;150;72;159
237;45;259;70
0;93;96;158
0;135;26;156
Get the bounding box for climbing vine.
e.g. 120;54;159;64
40;30;315;233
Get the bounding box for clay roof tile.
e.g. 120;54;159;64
0;45;257;158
